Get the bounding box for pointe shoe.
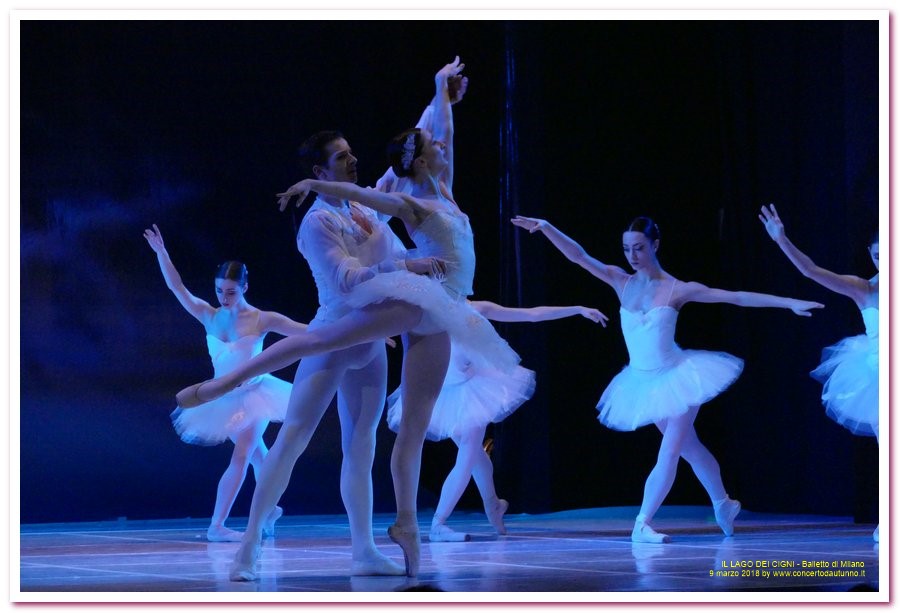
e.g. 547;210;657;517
387;524;421;578
429;523;470;543
350;554;406;576
713;498;741;537
262;505;283;538
486;499;509;535
873;525;879;543
229;541;261;582
176;378;231;409
207;526;243;542
632;520;670;544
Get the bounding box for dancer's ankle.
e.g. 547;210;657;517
395;510;417;529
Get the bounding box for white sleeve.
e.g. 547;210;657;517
298;210;380;294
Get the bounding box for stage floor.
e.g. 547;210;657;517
18;506;881;597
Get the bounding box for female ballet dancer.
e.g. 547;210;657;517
385;302;608;543
144;224;304;542
512;215;824;543
178;58;525;577
759;204;879;541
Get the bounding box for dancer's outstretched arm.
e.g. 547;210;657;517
279;179;431;229
430;56;464;193
676;281;824;317
260;311;308;336
511;216;631;293
759;204;873;305
143;224;216;324
470;301;609;326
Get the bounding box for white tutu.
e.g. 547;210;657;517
344;271;522;373
171;374;290;445
386;344;536;441
811;334;878;437
597;349;744;431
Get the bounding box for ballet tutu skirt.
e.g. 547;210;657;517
171;335;290;445
344;270;522;374
597;307;744;431
386;344;536;441
810;312;878;437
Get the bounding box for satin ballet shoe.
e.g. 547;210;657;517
387;524;421;578
632;520;670;544
206;526;243;542
428;523;470;543
176;378;233;409
486;498;509;535
262;506;283;538
229;541;261;582
350;553;406;576
713;498;741;537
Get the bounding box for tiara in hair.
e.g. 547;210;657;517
400;133;417;170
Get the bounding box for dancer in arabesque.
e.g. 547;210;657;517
512;214;823;542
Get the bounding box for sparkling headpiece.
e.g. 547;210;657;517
400;132;418;170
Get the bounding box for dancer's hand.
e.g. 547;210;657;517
788;299;825;317
276;179;314;211
406;256;448;280
143;223;167;254
511;216;547;233
758;203;786;242
579;307;609;327
385;337;398;349
436;56;467;104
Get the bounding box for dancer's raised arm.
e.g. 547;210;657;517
511;216;631;292
429;56;464;193
759;203;873;306
143;224;215;324
674;281;824;317
471;301;608;326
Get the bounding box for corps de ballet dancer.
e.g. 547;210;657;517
144;224;304;542
512;215;823;543
759;204;880;541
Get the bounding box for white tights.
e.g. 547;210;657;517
210;419;269;529
638;406;728;522
432;425;499;525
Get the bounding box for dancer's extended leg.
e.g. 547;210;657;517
207;420;267;542
337;351;404;575
389;331;451;576
179;301;423;407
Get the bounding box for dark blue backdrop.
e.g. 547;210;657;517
20;20;879;524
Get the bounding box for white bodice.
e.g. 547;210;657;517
861;306;878;340
411;209;475;298
206;334;264;378
620;306;680;371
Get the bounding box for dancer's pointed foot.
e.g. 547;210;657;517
713;498;741;537
350;550;406;576
429;523;470;543
262;505;283;538
207;525;243;542
176;377;234;408
229;540;261;582
632;520;670;544
388;524;421;577
486;498;509;535
873;525;879;542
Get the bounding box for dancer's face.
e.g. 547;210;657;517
622;231;658;271
316;138;358;184
417;130;448;176
215;278;246;310
869;241;879;271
